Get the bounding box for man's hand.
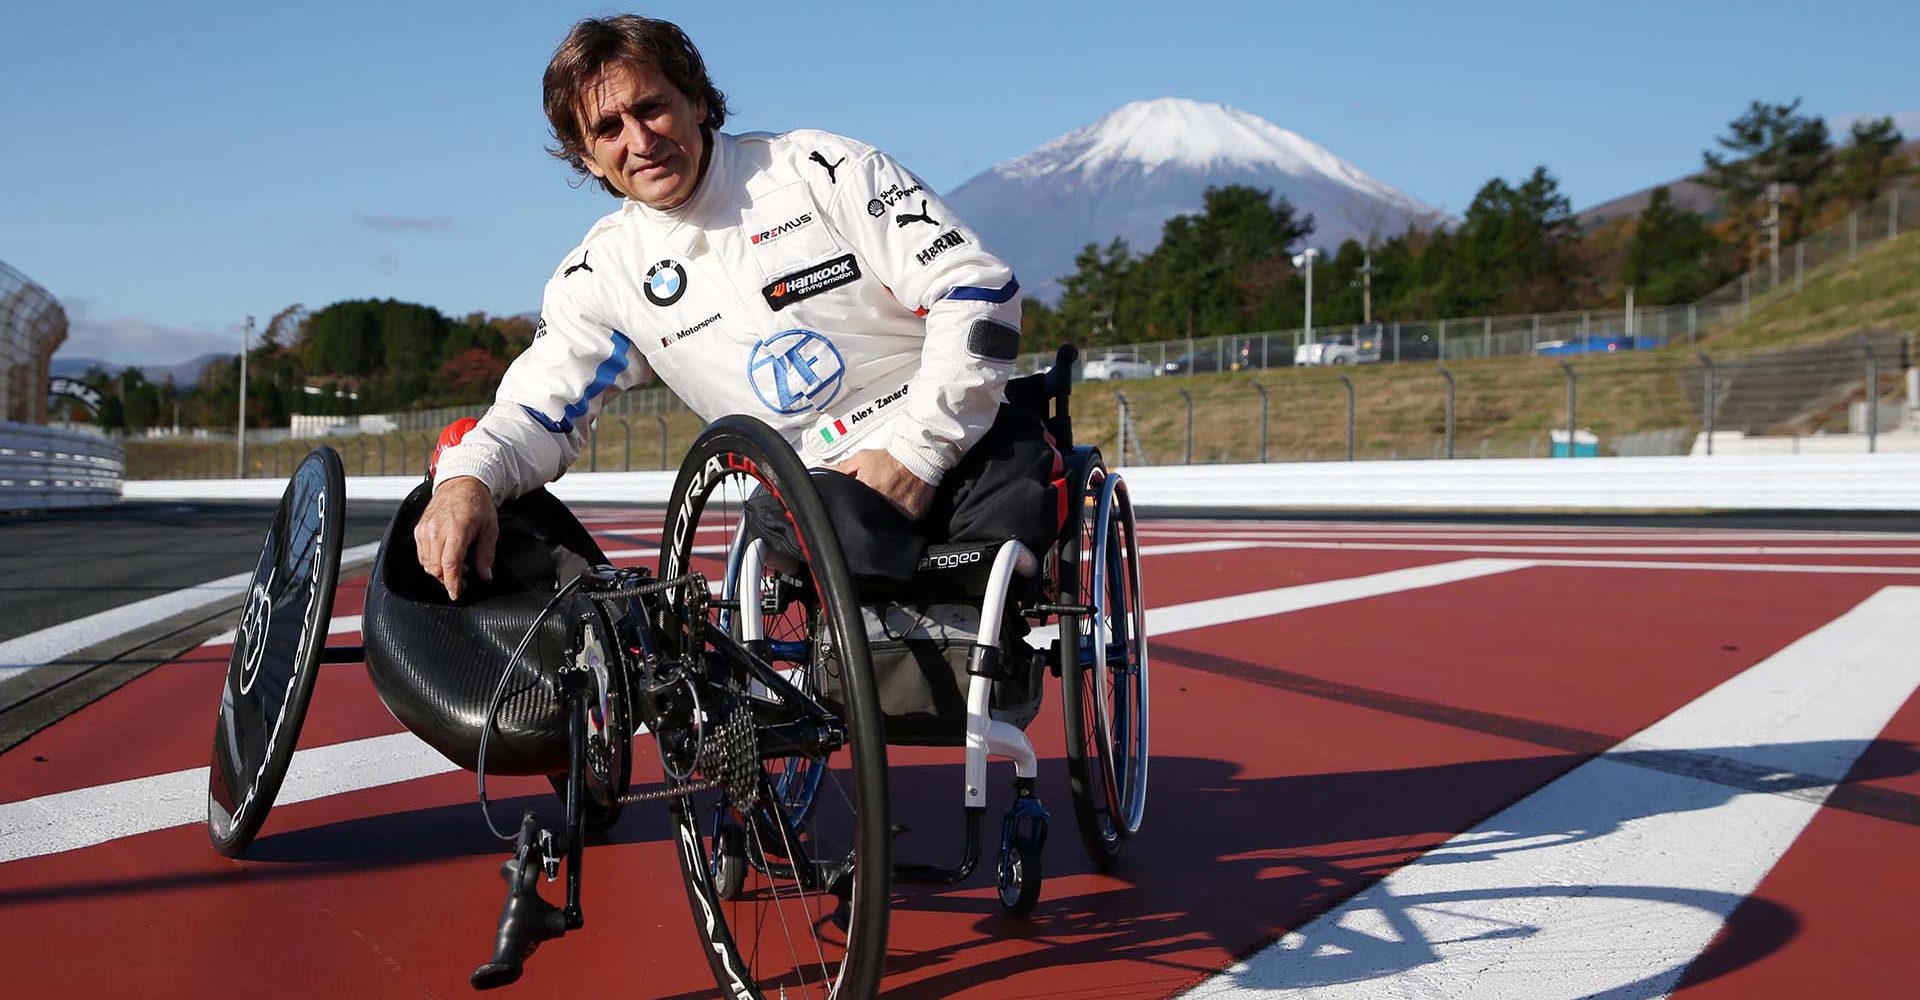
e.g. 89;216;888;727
415;475;498;601
832;449;935;521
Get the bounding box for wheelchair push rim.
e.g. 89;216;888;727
1087;471;1150;839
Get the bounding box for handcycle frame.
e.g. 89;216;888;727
206;345;1149;997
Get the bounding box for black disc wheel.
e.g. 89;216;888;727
207;447;345;857
1060;463;1150;869
659;415;890;1000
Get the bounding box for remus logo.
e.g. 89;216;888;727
750;213;815;245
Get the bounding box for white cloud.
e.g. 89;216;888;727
1829;110;1920;139
54;299;241;368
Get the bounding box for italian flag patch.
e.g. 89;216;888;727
820;418;849;444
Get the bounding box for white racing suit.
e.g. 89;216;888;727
433;128;1023;501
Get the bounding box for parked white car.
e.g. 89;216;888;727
1294;334;1381;366
1081;351;1159;380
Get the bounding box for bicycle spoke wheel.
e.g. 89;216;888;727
659;416;890;1000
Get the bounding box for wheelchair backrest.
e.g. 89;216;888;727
1004;343;1077;452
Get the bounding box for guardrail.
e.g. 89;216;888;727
122;452;1920;512
0;422;124;511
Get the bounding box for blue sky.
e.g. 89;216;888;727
3;0;1914;366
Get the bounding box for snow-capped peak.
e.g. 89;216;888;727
997;97;1391;199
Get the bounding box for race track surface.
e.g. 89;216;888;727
3;510;1918;998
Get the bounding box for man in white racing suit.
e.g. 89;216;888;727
418;15;1053;599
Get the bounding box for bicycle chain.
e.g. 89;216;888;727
617;697;760;808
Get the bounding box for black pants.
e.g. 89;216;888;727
747;403;1060;582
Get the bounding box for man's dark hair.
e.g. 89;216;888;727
543;16;730;197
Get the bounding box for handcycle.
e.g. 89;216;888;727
205;345;1150;998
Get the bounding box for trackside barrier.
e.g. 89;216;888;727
123;453;1920;512
0;422;124;511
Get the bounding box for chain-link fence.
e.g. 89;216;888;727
124;184;1917;478
2;259;69;425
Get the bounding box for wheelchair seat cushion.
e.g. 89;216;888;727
361;482;607;775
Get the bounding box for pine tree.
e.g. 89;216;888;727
1622;187;1729;304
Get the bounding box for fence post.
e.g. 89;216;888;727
1260;333;1269;369
378;436;387;476
1893;189;1902;239
1337;374;1355;462
1865;345;1880;454
1698;351;1716;456
1392;322;1401;363
1439;366;1456;459
623;417;633;471
1115;391;1130;468
1795;243;1805;294
1439;318;1447;360
357;439;368;477
1560;361;1577;459
1850;209;1859;261
1742;272;1751;322
1485;316;1493;357
1176;388;1193;465
1251;382;1269;463
399;435;410;476
656;416;669;469
1689;303;1698;345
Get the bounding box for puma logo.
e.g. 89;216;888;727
894;200;938;229
809;151;845;184
563;251;593;277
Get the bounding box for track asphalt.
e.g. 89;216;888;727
2;506;1918;997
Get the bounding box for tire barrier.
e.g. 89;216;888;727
0;421;123;511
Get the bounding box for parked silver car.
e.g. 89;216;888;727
1081;351;1159;380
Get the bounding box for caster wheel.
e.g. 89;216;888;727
996;836;1043;916
712;818;747;901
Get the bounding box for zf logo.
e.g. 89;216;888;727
645;259;687;306
748;329;846;414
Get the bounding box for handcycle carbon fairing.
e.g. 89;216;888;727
205;345;1149;999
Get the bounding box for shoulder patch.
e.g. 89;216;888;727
967;319;1020;362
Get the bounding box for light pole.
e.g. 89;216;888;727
237;314;253;478
1291;248;1320;345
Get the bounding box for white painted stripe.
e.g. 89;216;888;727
0;542;380;682
1183;586;1920;1000
0;732;457;864
1;559;1526;864
1140;528;1920;544
200;614;364;648
1525;558;1920;575
1242;540;1920;556
1023;559;1528;647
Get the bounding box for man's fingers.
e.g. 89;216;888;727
439;533;466;602
472;518;498;582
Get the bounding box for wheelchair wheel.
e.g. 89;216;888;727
1060;464;1150;868
658;415;890;1000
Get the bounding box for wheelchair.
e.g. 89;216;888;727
204;345;1149;999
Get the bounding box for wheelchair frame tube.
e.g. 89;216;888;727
965;541;1040;811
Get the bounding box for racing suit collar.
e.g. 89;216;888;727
624;128;729;257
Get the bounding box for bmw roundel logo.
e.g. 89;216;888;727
644;259;687;307
747;330;846;415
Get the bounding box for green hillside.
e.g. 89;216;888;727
1703;229;1920;351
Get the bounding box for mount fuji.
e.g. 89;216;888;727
942;98;1451;302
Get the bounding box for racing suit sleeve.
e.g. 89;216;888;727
827;149;1021;487
431;273;651;501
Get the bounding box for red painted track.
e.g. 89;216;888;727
3;515;1919;999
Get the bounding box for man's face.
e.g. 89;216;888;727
575;61;708;210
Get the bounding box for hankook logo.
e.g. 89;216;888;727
761;254;861;311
